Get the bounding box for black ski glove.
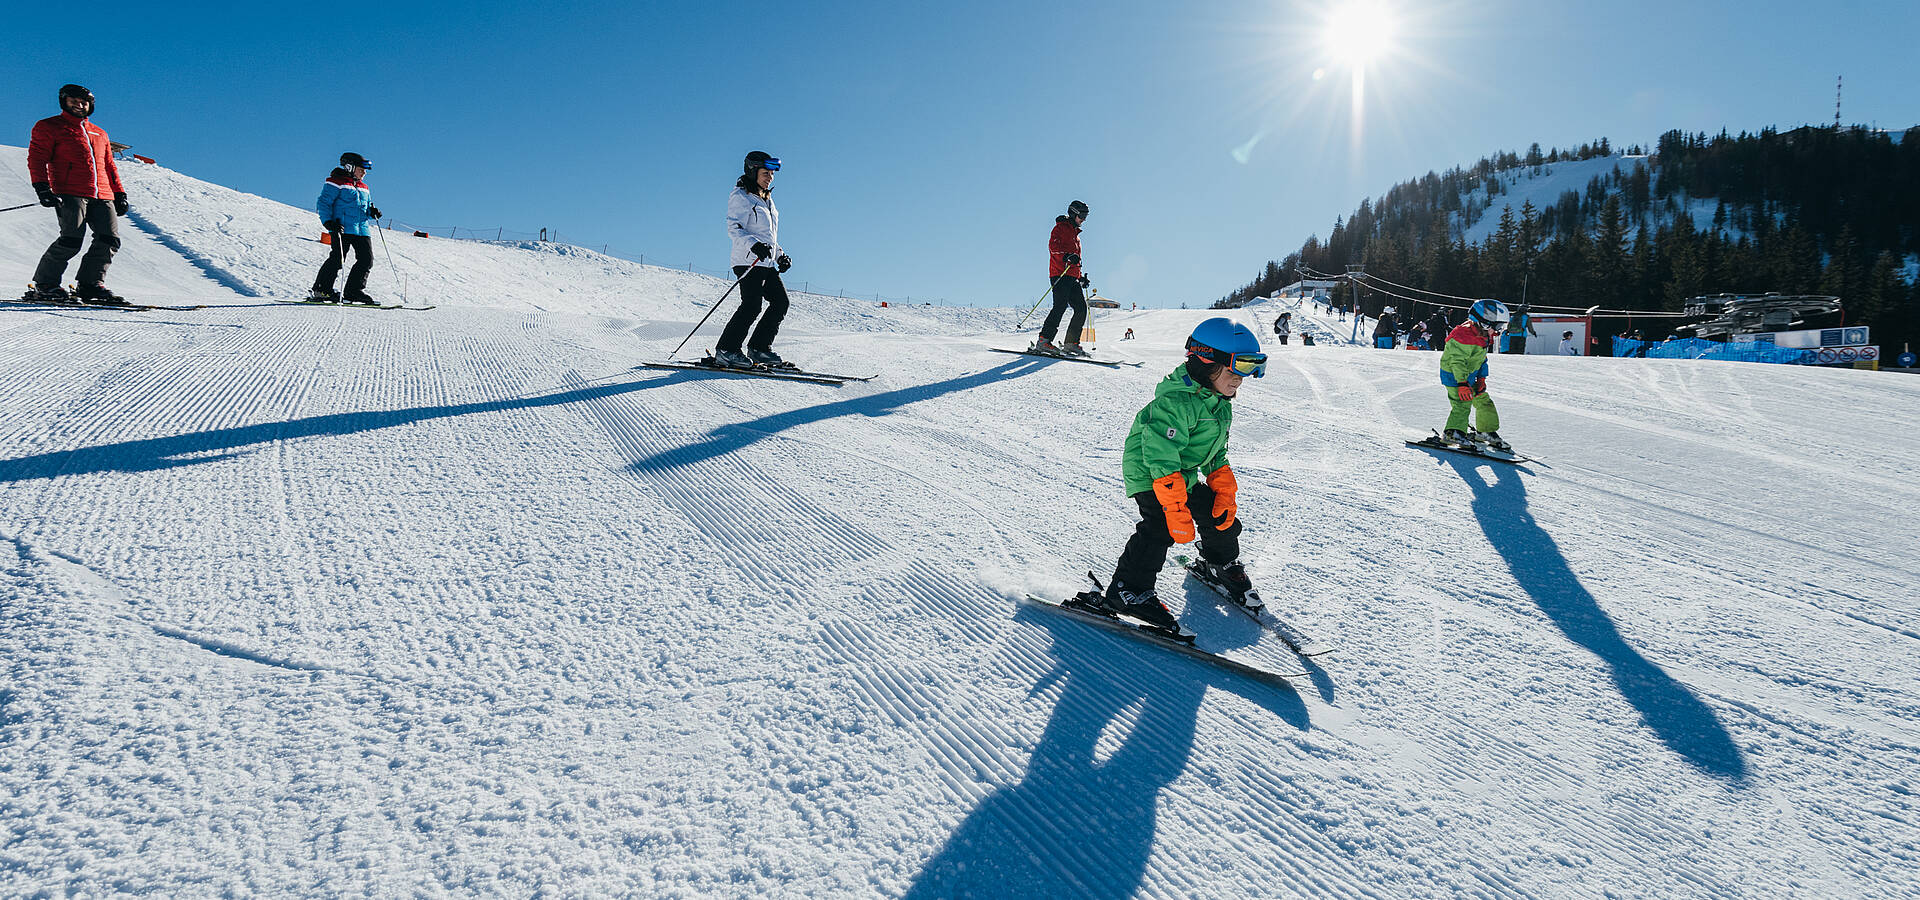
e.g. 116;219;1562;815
113;192;129;216
33;183;56;207
1062;252;1080;266
367;206;382;220
1078;275;1090;289
776;253;792;273
750;241;773;261
324;219;343;233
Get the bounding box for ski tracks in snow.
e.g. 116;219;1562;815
569;344;1560;897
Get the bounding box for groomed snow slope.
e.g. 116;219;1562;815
2;154;1918;899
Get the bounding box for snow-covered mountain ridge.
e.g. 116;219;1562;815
2;145;1918;898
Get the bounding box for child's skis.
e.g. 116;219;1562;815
1405;429;1533;464
1022;573;1307;682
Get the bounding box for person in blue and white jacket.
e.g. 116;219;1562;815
715;150;793;368
311;152;382;304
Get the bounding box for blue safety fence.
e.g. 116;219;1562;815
1613;337;1816;365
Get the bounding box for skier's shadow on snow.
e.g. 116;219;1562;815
627;360;1045;473
906;609;1307;900
1177;576;1338;703
0;372;696;485
1445;457;1748;782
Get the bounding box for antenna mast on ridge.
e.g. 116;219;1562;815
1835;75;1843;129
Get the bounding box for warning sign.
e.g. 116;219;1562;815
1814;345;1878;365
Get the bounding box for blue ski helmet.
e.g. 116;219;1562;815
1469;298;1511;333
1186;317;1266;377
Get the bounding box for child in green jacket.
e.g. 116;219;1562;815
1085;317;1266;636
1440;299;1512;451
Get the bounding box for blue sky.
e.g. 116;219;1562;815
5;0;1916;308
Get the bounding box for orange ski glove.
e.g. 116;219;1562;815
1207;464;1239;530
1151;473;1196;543
1455;384;1474;402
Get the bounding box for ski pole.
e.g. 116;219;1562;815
668;261;760;360
1;203;36;213
1017;271;1073;329
373;217;403;304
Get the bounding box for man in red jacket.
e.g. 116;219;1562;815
1033;199;1091;356
26;84;130;305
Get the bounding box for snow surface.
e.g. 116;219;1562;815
1451;155;1635;245
4;149;1920;898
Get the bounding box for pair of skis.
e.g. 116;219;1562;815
1024;561;1330;683
274;298;436;312
8;289;203;312
641;356;876;385
1404;429;1534;464
989;347;1144;368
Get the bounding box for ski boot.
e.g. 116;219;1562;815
1058;341;1090;358
711;348;756;369
23;285;74;304
75;284;132;306
1029;337;1061;356
1106;586;1194;640
1476;431;1511;453
1442;428;1479;449
341;292;380;306
1190;558;1263;610
308;287;340;303
747;347;790;369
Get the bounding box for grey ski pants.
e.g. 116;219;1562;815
32;195;120;290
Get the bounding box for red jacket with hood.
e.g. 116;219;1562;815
28;112;123;200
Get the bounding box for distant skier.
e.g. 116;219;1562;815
1123;327;1135;340
1079;317;1267;638
716;150;792;369
1409;320;1432;350
1505;304;1539;354
1032;200;1090;357
1373;308;1399;349
1440;299;1511;451
1273;312;1291;345
25;84;131;305
1560;330;1580;356
311;152;382;304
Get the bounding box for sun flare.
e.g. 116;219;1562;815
1326;1;1396;68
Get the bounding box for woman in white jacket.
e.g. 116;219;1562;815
716;151;793;368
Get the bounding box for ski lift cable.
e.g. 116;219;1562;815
1292;265;1691;317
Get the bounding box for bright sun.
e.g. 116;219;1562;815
1326;1;1395;67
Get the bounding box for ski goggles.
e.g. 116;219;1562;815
1225;352;1267;378
756;157;781;171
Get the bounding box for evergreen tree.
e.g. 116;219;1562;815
1820;225;1866;311
1662;213;1705;310
1590;195;1630;299
1858;252;1903;329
